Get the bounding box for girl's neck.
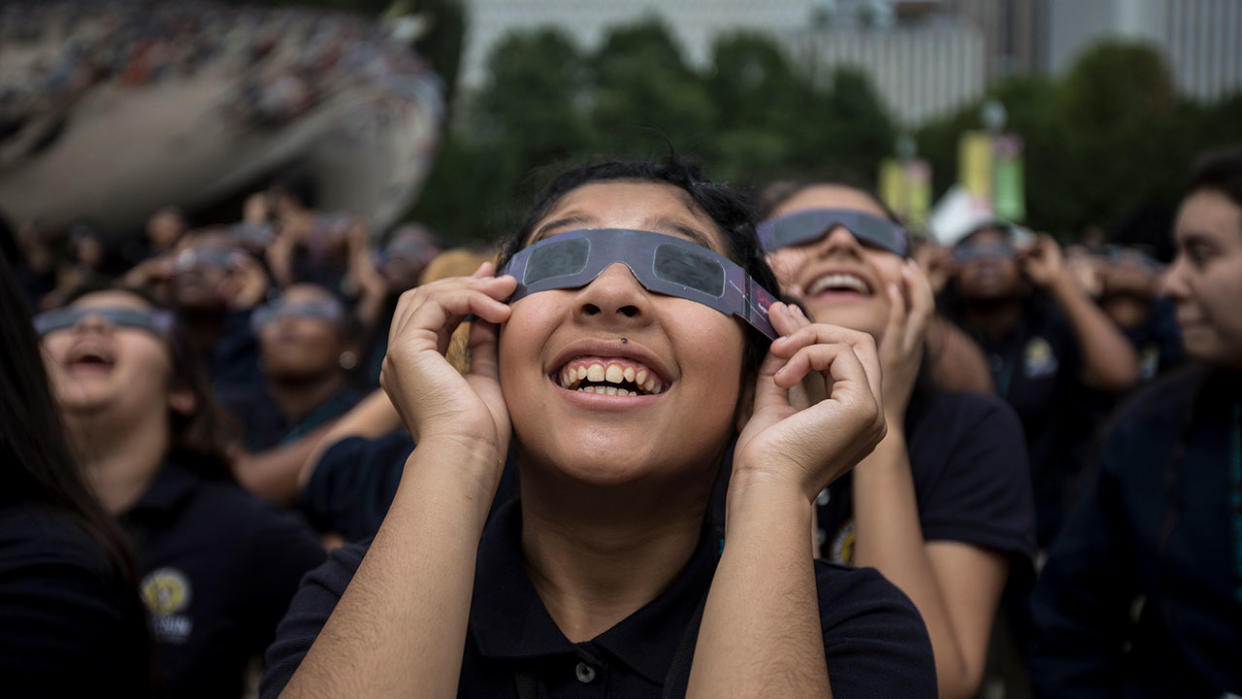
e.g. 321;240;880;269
518;468;713;643
266;370;345;423
67;407;170;515
962;298;1023;341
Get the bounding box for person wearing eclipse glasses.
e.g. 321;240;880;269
261;158;937;698
940;222;1140;550
33;283;325;698
757;181;1036;699
1030;145;1242;699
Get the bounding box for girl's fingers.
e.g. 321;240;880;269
390;275;515;343
769;323;882;398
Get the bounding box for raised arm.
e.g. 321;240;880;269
280;266;516;698
851;262;1008;698
1023;235;1138;391
689;302;887;698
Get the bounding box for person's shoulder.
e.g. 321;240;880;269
812;560;938;697
0;504;111;576
1106;364;1203;433
912;389;1018;432
812;559;919;613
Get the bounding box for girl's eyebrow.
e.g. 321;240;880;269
530;215;595;243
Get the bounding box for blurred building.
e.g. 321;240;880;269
1046;0;1242;101
460;0;1240;129
783;23;986;126
461;0;987;126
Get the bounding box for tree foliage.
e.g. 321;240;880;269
409;26;1239;246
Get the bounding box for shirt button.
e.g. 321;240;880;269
816;488;830;506
575;661;596;684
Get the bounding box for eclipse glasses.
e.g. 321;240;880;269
34;306;174;337
757;209;909;257
250;298;346;333
499;228;779;340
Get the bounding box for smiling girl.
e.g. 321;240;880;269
758;182;1036;699
262;159;936;698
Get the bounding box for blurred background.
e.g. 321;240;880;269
2;0;1239;251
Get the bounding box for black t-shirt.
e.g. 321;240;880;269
1030;367;1242;699
816;390;1036;571
121;461;326;699
967;306;1082;546
219;382;364;452
261;498;936;698
0;504;152;697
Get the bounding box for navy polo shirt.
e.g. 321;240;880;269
0;504;152;697
300;432;521;541
815;390;1036;571
261;499;937;697
298;431;412;540
967;307;1082;547
219;383;364;452
1031;367;1242;699
121;460;326;698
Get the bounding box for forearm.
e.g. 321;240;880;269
281;437;499;698
235;422;337;504
851;431;976;698
688;474;830;698
1047;273;1138;390
297;390;404;490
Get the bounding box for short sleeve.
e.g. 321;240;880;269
299;433;412;541
915;393;1037;565
816;561;937;698
261;541;369;698
243;503;328;645
0;509;151;696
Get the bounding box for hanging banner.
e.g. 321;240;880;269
958;131;993;205
904;159;931;230
879;159;905;216
993;134;1026;222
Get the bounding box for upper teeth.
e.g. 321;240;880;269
558;360;664;395
808;273;868;295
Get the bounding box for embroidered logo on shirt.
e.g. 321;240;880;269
1140;343;1160;381
1023;337;1059;378
829;519;857;565
141;567;193;643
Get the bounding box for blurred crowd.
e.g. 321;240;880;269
0;0;441;165
1;135;1240;698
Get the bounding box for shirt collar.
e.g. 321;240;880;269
468;499;721;685
123;460;202;516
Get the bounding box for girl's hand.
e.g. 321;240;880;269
380;263;517;471
878;260;935;421
733;302;887;500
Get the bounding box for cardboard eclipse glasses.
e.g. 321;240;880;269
35;306;174;337
499;228;779;340
757;208;909;257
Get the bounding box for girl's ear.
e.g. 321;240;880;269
168;386;197;416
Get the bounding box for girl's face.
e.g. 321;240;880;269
953;228;1023;301
42;291;175;418
1162;189;1242;368
499;181;746;485
766;185;904;340
257;284;347;380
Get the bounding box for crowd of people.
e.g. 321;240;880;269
0;0;442;166
1;141;1239;698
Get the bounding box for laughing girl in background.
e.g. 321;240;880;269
759;182;1036;699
